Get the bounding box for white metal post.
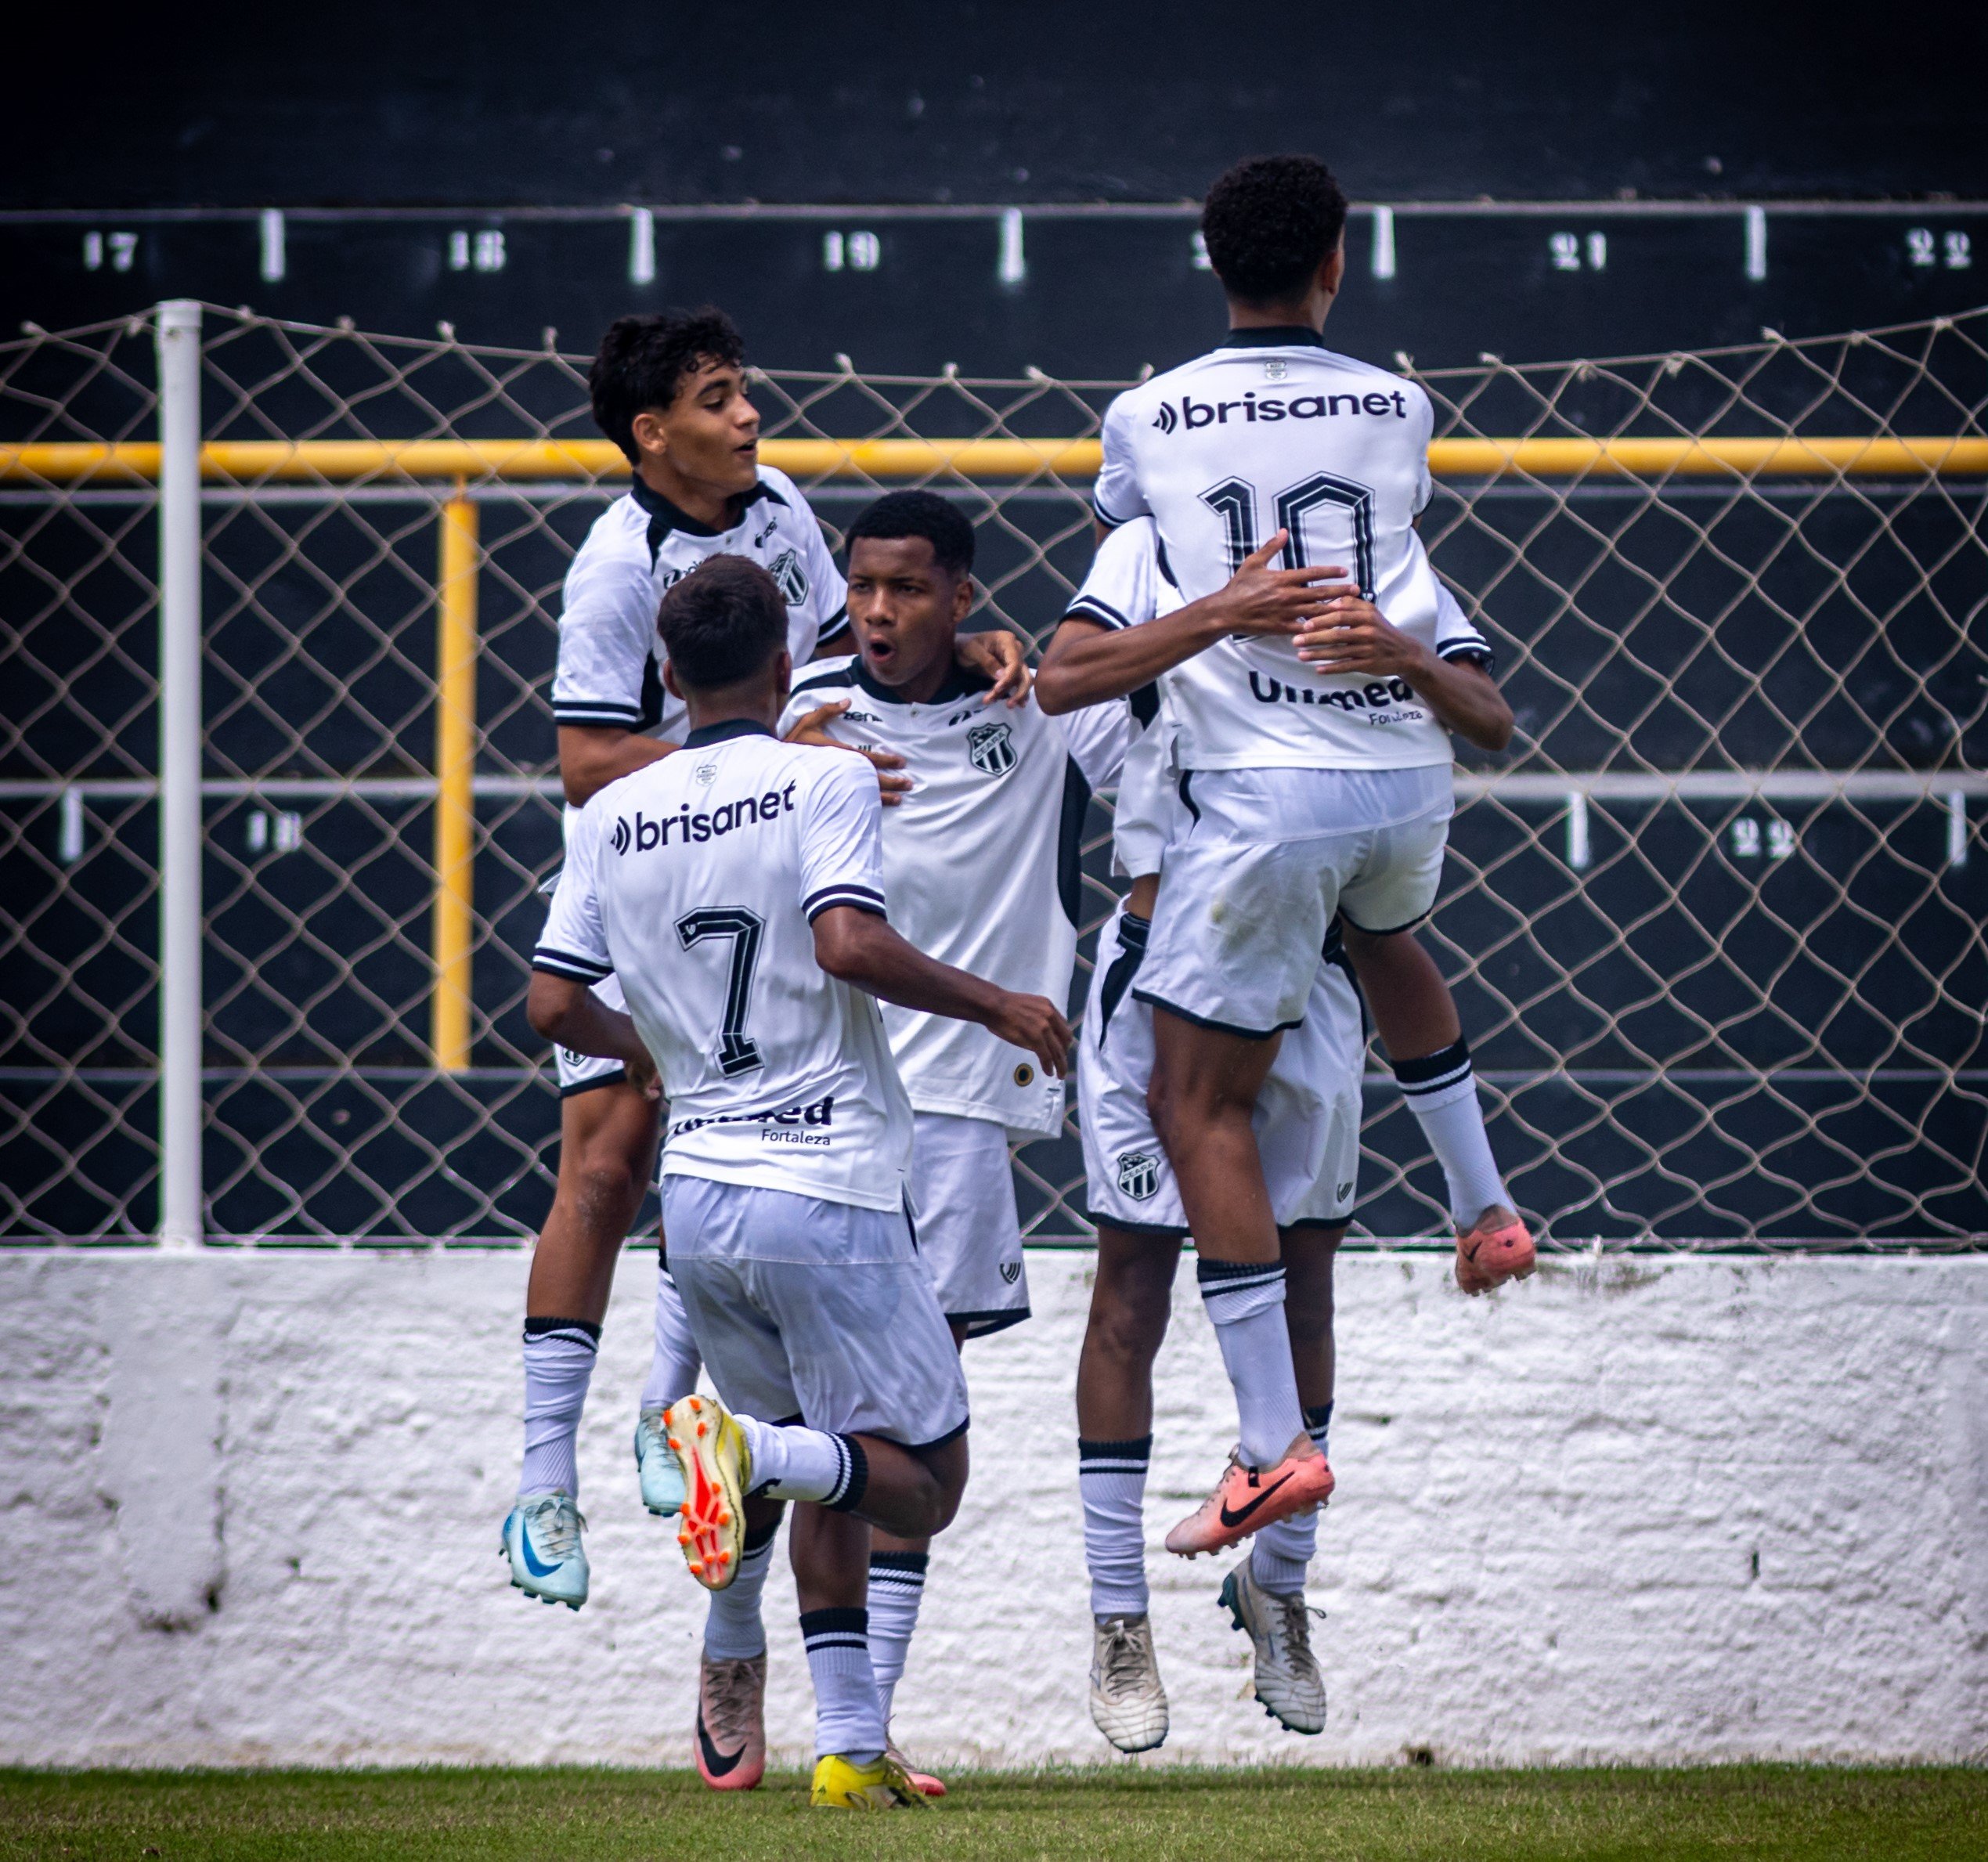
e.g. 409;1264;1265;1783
155;300;203;1249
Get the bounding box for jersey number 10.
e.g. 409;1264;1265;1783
675;907;766;1077
1200;472;1378;601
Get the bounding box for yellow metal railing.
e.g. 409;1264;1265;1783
431;491;478;1073
18;426;1981;1074
5;435;1988;485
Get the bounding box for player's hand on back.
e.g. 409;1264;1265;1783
987;991;1073;1079
954;627;1033;707
1208;531;1348;639
623;1045;662;1102
1293;594;1428;680
783;698;914;806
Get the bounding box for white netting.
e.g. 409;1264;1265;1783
2;305;1983;1247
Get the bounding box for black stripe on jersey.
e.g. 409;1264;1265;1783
1064;595;1129;630
1438;641;1496;675
553;700;646;727
532;947;615;983
1091;496;1134;529
637;648;666;732
1056;755;1091;928
1177;769;1199;824
814;606;852;651
1130;680;1160;727
803;882;886;922
789;662;857;701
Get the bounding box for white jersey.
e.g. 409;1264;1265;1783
550;465;847;745
780;656;1129;1137
1066;511;1485;874
535;721;912;1212
1065;516;1187;881
1091;329;1491;774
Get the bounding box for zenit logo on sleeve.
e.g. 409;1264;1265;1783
1152;389;1409;435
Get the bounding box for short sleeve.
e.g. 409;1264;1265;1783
551;521;658;728
1434;580;1495;673
1057;696;1132;792
796;753;889;923
533;807;614;982
1110;717;1185;881
1409;383;1436;518
1065;517;1160;633
1091;393;1152;530
799;511;850;651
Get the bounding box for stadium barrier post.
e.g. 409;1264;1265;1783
154;300;204;1249
431;488;479;1071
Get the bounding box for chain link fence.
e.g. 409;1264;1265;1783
2;302;1984;1247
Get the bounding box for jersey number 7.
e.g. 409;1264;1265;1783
1200;472;1377;600
675;908;766;1077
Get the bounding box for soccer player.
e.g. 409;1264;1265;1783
501;309;1026;1615
767;489;1129;1779
1063;153;1526;1561
528;554;1070;1808
1045;516;1359;1748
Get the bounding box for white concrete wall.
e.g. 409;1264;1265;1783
5;1248;1986;1768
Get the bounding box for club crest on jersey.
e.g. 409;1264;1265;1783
767;548;809;604
1116;1150;1160;1202
966;720;1016;776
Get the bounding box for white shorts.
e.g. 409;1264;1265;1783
660;1175;969;1449
1081;900;1366;1236
554;971;634;1095
910;1112;1027;1338
1136;765;1452;1037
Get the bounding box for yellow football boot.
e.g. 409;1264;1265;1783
809;1752;927;1810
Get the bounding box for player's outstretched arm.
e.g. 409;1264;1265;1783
1035;532;1336;715
557;724;680;808
1293;596;1515;752
811;904;1071;1077
526;971;661;1098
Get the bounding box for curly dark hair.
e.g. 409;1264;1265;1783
656;554;786;691
844;489;976;579
1200;156;1348;305
588;309;746;465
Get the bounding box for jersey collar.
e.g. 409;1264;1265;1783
1218;326;1332;350
853;653;994;708
630;475;788;565
680;718;775;749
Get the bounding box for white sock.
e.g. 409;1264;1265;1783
519;1317;598;1498
801;1608;884;1763
703;1523;778;1661
640;1253;702;1412
1079;1436;1151;1618
1196;1260;1305;1469
866;1550;927;1724
1250;1402;1334;1597
1394;1038;1509;1225
737;1414;865;1508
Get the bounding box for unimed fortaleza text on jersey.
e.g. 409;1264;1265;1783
550;467;847;749
781;658;1129;1138
533;722;912;1211
1091;328;1491;774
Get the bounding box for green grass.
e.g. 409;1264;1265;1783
4;1765;1983;1862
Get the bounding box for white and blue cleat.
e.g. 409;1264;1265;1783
501;1491;590;1609
634;1406;687;1517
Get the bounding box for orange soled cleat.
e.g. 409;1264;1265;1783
1455;1207;1536;1296
663;1394;749;1591
1164;1439;1334;1559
